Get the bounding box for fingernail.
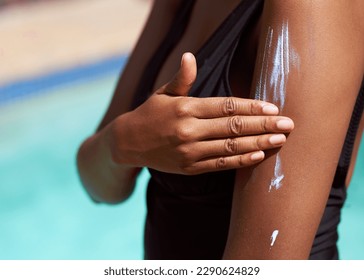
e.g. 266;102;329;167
262;105;279;115
269;134;286;145
251;151;265;161
181;52;192;67
277;119;294;130
181;54;186;67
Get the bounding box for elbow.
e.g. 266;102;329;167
76;134;139;205
76;139;130;205
78;173;135;205
90;186;135;205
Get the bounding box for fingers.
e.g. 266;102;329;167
194;116;294;140
182;151;265;175
189;97;280;118
162;52;197;96
192;134;286;160
177;134;286;175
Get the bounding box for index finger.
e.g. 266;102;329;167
189;97;279;118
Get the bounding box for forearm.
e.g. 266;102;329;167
77;118;141;204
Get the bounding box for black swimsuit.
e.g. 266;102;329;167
131;0;364;259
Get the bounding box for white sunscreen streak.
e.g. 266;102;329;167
255;21;300;192
270;22;289;109
269;153;284;192
270;230;279;247
255;21;300;111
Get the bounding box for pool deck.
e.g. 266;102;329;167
0;0;151;85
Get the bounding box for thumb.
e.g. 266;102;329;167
163;52;197;96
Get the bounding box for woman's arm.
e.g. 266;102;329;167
224;0;364;259
77;0;183;203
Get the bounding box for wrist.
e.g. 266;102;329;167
104;112;141;169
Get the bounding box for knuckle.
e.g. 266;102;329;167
216;157;227;169
250;100;261;115
176;144;192;161
262;116;271;132
238;155;248;167
228;116;244;135
254;137;264;150
222;97;237;116
224;138;238;154
175;123;193;142
175;100;191;118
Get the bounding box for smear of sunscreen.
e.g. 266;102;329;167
269;153;284;192
255;21;300;111
270;230;279;247
255;21;300;192
270;22;289;109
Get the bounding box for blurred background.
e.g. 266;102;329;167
0;0;363;260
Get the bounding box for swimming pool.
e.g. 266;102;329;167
0;56;149;259
0;55;363;259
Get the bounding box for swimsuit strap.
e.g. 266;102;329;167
131;0;196;110
333;81;364;189
190;0;264;98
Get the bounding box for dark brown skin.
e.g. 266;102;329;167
77;0;294;204
223;0;364;259
77;0;364;258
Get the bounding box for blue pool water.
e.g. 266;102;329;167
0;57;148;259
0;55;363;259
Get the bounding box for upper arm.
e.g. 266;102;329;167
97;0;183;131
224;0;364;259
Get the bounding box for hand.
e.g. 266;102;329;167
109;53;294;175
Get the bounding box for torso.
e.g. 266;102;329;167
144;0;265;259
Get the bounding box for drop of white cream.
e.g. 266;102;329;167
270;230;279;247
